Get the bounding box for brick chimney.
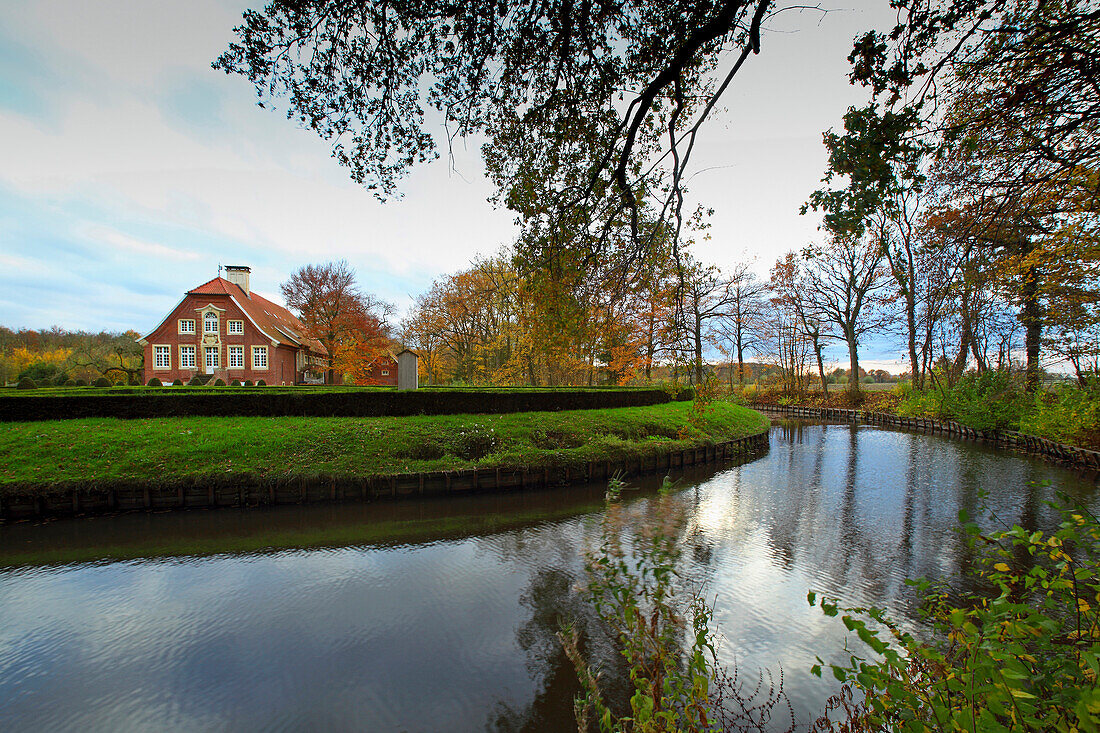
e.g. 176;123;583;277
225;265;251;296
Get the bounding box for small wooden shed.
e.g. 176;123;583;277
396;348;419;391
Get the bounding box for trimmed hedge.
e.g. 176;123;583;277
147;377;163;387
93;377;112;388
0;388;692;422
16;378;36;390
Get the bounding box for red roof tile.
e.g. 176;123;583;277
186;277;327;356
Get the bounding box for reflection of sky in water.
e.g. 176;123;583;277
0;422;1095;731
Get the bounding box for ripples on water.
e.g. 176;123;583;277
0;421;1096;731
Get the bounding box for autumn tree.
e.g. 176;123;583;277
216;0;782;268
810;0;1100;389
770;252;833;397
280;260;391;383
759;283;812;396
713;260;769;387
67;332;144;385
672;256;741;385
801;236;892;398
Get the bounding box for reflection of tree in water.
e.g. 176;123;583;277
481;522;630;731
490;564;630;732
481;424;1097;730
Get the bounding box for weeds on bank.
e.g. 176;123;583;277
561;476;793;732
809;492;1100;732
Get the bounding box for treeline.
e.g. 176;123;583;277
395;223;1096;394
396;0;1100;396
0;326;143;386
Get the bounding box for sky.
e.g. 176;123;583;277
0;1;907;369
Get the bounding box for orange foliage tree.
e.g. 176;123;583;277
280;260;392;383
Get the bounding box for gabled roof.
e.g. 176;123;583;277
141;277;326;356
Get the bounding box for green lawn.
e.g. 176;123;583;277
0;401;768;493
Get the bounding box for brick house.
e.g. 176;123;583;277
137;266;328;385
357;352;399;386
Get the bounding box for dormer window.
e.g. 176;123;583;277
204;311;219;334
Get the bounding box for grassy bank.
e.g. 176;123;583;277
0;401;768;495
740;374;1100;451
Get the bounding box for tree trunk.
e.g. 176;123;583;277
693;325;704;386
952;303;972;384
816;342;828;399
906;291;920;388
847;333;860;398
1020;264;1042;391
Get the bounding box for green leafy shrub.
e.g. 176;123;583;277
17;362;63;383
172;379;183;386
1019;383;1100;449
231;379;241;387
146;377;163;387
16;377;36;390
564;478;792;731
187;376;204;386
213;378;226;387
243;380;253;386
52;373;70;386
0;387;686;421
74;378;87;387
92;376;112;388
63;379;76;387
256;379;266;386
939;370;1025;431
810;498;1100;732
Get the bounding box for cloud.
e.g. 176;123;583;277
0;0;900;333
79;224;202;261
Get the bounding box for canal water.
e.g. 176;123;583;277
1;419;1096;731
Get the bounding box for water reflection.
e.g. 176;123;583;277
0;421;1095;731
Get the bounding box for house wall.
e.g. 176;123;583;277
358;357;399;386
143;293;302;384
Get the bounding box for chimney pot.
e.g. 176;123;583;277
225;265;251;296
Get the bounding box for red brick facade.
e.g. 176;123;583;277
138;272;327;386
358;354;399;386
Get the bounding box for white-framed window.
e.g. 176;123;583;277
204;311;219;333
153;345;171;369
180;345;196;369
381;370;389;376
252;345;268;369
229;345;244;369
227;320;244;335
205;346;219;369
178;319;195;334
